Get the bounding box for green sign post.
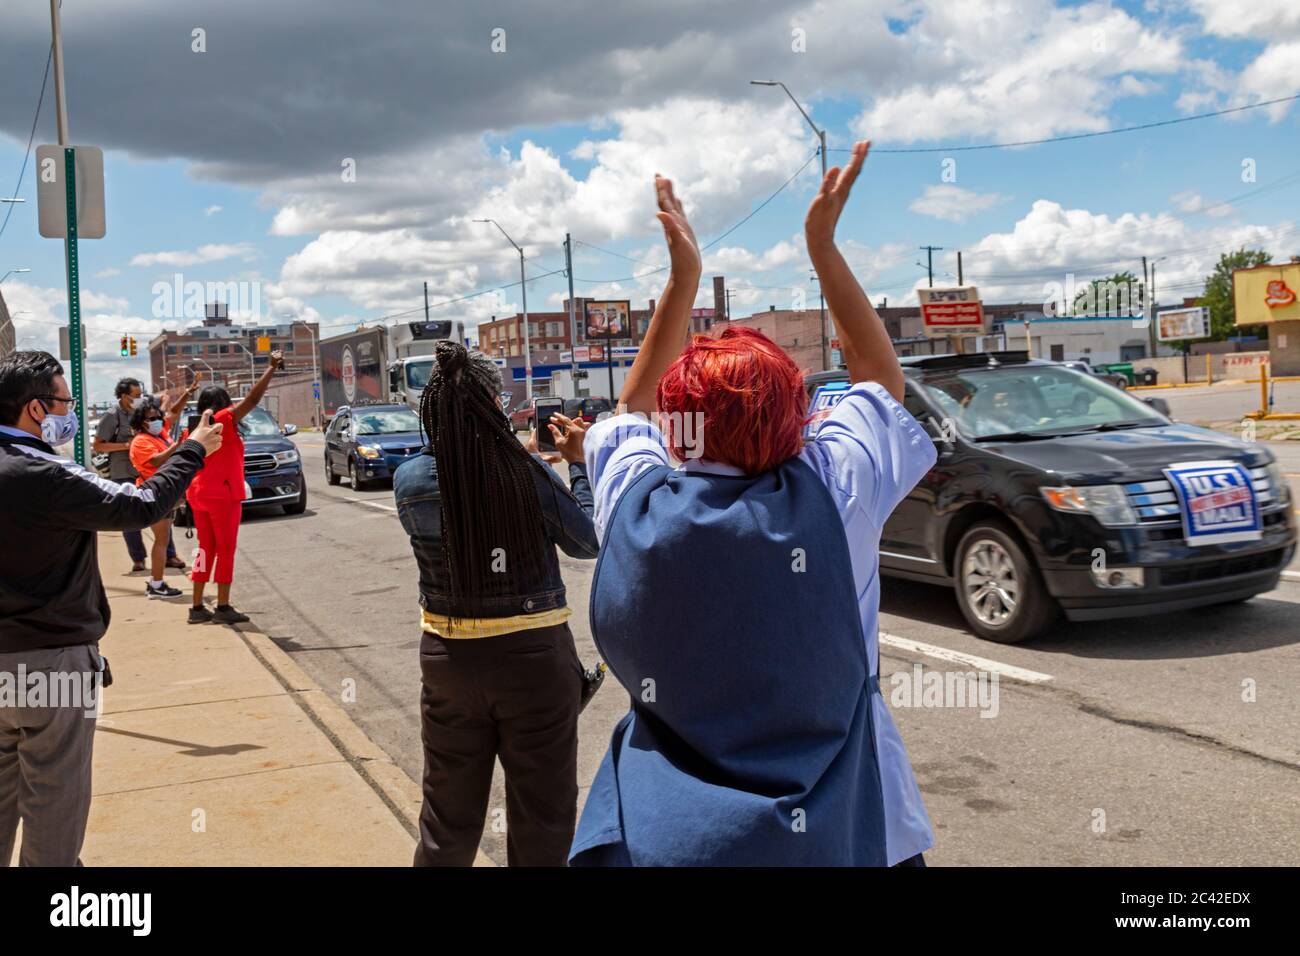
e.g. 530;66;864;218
62;146;86;465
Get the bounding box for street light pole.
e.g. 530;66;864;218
475;218;533;399
752;79;829;371
1;268;32;284
296;319;322;428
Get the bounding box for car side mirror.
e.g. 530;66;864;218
1142;397;1172;418
282;423;298;436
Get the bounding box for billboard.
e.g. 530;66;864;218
919;286;986;337
1232;261;1300;326
1156;306;1210;342
584;300;629;339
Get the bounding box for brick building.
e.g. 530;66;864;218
147;304;319;394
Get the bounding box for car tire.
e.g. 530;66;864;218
325;456;340;486
349;459;369;491
953;520;1058;644
283;483;307;515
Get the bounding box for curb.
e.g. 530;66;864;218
228;622;498;866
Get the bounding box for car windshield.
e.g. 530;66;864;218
353;408;420;435
238;407;282;437
405;359;434;390
915;365;1165;440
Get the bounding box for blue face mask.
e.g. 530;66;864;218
40;406;80;447
146;419;165;436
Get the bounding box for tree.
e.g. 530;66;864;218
1072;271;1141;317
1198;248;1272;340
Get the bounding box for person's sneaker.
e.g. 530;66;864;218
146;581;184;599
165;556;188;570
212;605;250;624
130;561;147;573
188;605;214;624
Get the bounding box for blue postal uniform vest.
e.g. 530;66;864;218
570;459;888;866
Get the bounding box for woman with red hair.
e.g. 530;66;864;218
571;141;937;866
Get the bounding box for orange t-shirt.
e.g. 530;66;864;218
129;431;171;485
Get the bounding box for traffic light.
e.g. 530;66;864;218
129;336;137;357
120;335;129;357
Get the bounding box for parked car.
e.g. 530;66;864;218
324;402;424;489
510;399;536;432
173;403;306;517
564;396;613;423
1061;359;1128;390
805;352;1296;644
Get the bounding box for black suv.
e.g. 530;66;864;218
806;353;1296;643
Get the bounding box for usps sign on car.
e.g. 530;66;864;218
804;380;853;439
1162;460;1262;546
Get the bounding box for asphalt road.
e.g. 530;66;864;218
227;429;1300;866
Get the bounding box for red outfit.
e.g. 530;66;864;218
185;407;245;585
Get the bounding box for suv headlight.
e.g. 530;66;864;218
1041;484;1136;526
357;445;381;459
1264;461;1291;505
273;449;299;465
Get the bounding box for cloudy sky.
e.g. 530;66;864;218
1;0;1297;400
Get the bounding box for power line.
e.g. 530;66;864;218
829;93;1300;155
0;38;54;243
573;151;821;284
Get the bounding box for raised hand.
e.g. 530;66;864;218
805;139;869;252
654;175;701;278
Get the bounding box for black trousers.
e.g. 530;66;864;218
414;623;583;867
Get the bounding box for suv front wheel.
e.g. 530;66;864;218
953;521;1058;644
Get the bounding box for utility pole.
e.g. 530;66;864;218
475;219;532;399
50;0;87;464
957;251;963;286
565;233;579;392
920;245;944;288
423;281;430;322
751;79;830;371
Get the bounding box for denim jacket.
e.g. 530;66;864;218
393;448;599;618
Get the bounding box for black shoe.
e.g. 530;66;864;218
188;605;214;624
147;582;184;599
212;605;250;624
130;561;147;573
165;556;188;570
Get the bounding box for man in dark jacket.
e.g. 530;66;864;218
0;351;223;866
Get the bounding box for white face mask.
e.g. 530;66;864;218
146;419;165;436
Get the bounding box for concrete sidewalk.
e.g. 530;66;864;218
76;531;463;866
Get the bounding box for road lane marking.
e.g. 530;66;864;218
1281;570;1300;583
879;632;1054;684
343;496;397;514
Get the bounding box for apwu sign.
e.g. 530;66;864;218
1162;460;1261;546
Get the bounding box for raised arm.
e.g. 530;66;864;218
618;176;702;417
805;140;904;402
164;377;201;424
233;350;284;421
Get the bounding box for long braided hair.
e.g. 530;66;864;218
419;341;552;617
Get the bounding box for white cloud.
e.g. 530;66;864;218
130;243;258;268
853;2;1181;144
1169;190;1233;219
910;185;1008;223
204;205;223;216
94;267;121;278
950;199;1296;307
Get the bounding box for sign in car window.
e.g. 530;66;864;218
804;381;853;439
1162;460;1261;546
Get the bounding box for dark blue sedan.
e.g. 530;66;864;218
324;403;424;490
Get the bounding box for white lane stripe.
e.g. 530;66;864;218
1280;570;1300;583
344;496;397;513
879;631;1054;684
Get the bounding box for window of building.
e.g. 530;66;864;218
1050;344;1065;361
